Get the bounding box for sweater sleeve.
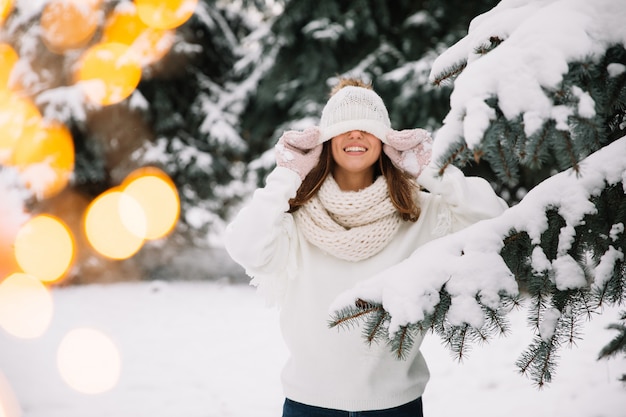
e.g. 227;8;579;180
417;164;508;235
224;166;302;304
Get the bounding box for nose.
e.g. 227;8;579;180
347;130;363;139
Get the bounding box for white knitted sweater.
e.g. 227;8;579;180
225;165;507;411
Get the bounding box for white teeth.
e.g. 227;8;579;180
344;146;366;152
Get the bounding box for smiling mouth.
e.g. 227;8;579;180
344;146;367;153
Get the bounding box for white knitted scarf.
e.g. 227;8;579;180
294;175;402;262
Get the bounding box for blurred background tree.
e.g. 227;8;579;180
242;0;500;178
0;0;500;284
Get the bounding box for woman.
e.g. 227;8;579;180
225;78;507;416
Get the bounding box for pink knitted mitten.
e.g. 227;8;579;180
275;127;323;180
383;128;433;177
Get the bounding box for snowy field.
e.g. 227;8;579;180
0;280;625;417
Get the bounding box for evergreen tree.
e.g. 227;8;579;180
2;0;503;282
329;0;626;387
242;0;500;182
0;0;275;282
131;0;269;241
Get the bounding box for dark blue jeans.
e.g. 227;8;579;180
282;397;423;417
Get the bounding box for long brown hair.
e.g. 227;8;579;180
287;142;421;222
287;77;421;221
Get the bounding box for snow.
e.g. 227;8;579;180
0;282;286;417
331;136;626;339
530;246;550;274
10;0;46;20
608;63;626;77
463;96;495;148
302;18;345;41
35;86;89;125
0;281;625;417
429;0;626;159
594;246;624;289
538;307;561;341
405;11;430;27
553;255;587;291
610;223;625;242
572;86;596;118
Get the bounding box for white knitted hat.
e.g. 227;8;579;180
319;86;391;143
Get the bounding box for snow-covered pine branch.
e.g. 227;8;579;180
329;135;626;386
329;0;626;387
428;0;626;185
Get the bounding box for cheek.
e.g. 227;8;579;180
330;140;342;161
370;142;382;159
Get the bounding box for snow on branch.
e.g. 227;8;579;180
429;0;544;85
428;0;626;181
329;136;626;385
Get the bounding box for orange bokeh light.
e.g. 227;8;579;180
75;42;142;106
14;214;75;283
0;273;54;339
0;187;27;280
121;167;180;240
84;189;146;260
0;90;41;164
102;3;175;67
40;0;101;54
0;43;18;90
0;233;19;281
10;121;75;199
136;0;198;30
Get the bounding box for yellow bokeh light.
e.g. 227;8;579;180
0;0;13;27
84;189;146;260
0;43;18;90
121;167;180;240
136;0;198;30
102;4;175;67
0;273;53;339
0;90;41;164
40;0;101;54
14;215;75;283
75;42;142;106
57;328;121;394
10;121;75;199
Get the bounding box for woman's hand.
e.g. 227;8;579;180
383;128;433;178
275;127;323;180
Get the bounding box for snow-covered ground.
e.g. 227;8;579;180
0;280;625;417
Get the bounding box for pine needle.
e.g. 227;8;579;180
431;61;467;86
328;299;384;330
